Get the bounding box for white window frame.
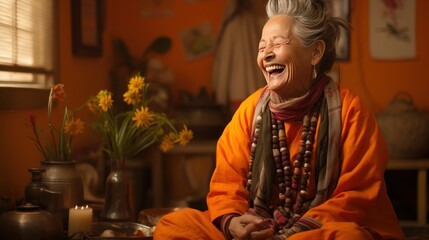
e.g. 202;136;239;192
0;0;59;109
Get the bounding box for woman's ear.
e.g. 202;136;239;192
311;40;326;65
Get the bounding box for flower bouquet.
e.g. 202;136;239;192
86;73;193;221
87;73;193;160
26;83;86;226
28;84;85;162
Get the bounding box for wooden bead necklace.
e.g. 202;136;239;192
246;99;322;232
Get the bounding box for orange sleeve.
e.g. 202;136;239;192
206;89;263;222
304;89;403;238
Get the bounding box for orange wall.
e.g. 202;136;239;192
339;0;429;112
108;0;227;99
1;0;429;207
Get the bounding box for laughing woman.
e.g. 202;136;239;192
154;0;405;239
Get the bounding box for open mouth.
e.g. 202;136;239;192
266;65;285;77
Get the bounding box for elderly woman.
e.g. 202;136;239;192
154;0;405;239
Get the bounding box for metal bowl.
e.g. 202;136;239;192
84;222;152;239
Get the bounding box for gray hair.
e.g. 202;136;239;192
266;0;349;73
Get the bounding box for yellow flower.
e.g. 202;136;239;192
160;139;174;153
64;118;84;136
128;75;144;94
160;132;177;153
177;125;193;146
123;90;137;105
97;90;113;112
132;106;154;128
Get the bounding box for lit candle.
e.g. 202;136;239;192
68;205;93;238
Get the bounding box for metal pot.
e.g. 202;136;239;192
0;203;64;240
40;161;84;209
40;160;84;228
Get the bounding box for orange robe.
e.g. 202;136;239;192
155;87;405;240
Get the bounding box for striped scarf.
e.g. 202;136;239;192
249;75;342;228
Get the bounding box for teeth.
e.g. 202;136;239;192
266;65;285;73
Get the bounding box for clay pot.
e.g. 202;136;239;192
376;92;429;159
0;203;63;240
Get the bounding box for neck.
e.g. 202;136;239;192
269;74;329;121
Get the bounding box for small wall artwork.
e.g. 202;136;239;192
141;0;173;17
180;22;215;61
370;0;416;60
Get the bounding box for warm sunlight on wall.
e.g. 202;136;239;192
338;0;429;113
0;1;111;205
1;0;429;208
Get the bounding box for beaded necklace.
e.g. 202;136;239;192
246;99;323;231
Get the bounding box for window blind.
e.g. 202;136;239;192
0;0;55;89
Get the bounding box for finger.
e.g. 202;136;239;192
248;228;275;240
229;216;255;239
239;214;264;225
255;218;272;230
243;217;272;232
230;215;269;240
241;223;270;240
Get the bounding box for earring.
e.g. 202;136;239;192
312;65;317;79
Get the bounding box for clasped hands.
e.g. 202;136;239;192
229;214;275;240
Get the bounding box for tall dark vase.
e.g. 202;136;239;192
40;161;84;229
99;158;132;222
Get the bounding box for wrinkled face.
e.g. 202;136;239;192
257;15;315;100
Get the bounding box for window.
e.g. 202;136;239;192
0;0;58;109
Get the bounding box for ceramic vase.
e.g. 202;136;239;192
99;158;132;222
25;168;46;206
40;161;84;228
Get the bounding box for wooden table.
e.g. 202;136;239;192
154;140;217;207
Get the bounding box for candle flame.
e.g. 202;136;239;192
75;205;78;209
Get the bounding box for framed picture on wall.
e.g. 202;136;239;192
369;0;416;60
327;0;350;61
180;22;215;61
71;0;103;57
